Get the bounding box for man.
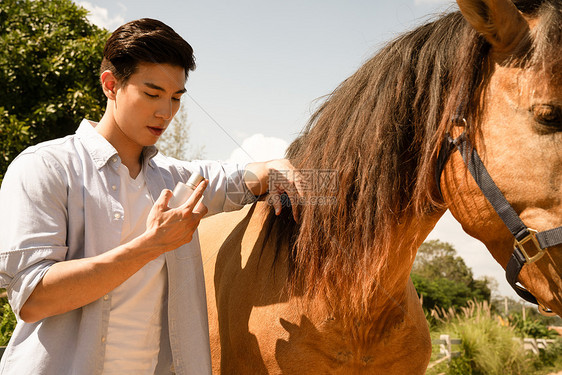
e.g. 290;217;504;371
0;18;297;374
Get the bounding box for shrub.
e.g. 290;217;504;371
433;300;530;375
509;312;560;339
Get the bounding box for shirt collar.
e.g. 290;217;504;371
76;119;159;170
142;145;159;169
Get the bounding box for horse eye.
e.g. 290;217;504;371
531;104;562;130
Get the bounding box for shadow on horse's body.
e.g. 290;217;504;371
202;204;436;374
200;0;562;373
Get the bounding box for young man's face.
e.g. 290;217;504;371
112;62;186;149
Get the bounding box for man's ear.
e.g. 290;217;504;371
100;70;118;100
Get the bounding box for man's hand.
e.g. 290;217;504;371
245;159;303;221
19;179;209;323
144;179;209;252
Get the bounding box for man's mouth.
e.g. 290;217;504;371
148;126;164;136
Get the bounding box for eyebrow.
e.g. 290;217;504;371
144;82;187;94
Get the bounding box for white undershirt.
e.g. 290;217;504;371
102;164;167;374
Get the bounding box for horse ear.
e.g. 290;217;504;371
457;0;530;58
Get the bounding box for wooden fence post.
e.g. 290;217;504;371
428;335;462;369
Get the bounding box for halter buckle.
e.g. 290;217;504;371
514;228;545;264
538;302;557;317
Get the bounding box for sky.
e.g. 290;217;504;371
74;0;526;300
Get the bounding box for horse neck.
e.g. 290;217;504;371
375;209;446;303
307;208;447;326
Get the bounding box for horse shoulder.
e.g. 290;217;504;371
200;203;276;372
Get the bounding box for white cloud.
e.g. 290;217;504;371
227;134;288;165
77;1;124;31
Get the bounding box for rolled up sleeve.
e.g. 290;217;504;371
0;151;69;318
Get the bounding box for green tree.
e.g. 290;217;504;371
412;240;492;311
0;0;109;183
413;240;472;284
0;0;109;343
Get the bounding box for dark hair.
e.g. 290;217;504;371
100;18;196;82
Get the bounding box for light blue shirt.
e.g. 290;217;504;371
0;120;253;374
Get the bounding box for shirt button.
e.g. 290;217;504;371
111;185;117;191
114;212;122;219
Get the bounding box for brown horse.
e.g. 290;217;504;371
199;0;562;373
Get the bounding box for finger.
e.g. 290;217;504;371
185;205;208;226
182;179;208;211
156;189;173;210
275;159;302;194
193;202;208;216
271;193;282;215
276;175;299;198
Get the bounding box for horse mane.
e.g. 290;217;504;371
263;0;557;320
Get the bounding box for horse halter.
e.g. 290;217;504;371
435;120;562;316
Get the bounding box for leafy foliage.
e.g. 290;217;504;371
509;312;560;339
532;339;562;371
0;0;109;182
0;292;16;346
412;240;492;311
0;0;109;342
0;108;31;182
414;240;473;284
447;356;473;375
